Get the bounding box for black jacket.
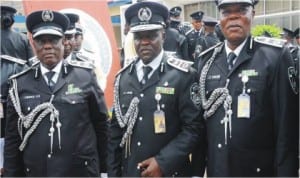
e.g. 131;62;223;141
194;36;299;177
108;53;204;177
4;60;108;177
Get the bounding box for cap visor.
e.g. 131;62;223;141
64;28;76;35
33;29;63;38
130;24;163;33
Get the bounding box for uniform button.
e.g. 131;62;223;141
26;168;30;172
218;143;222;148
220;119;224;124
174;172;178;175
161;104;165;109
85;161;88;166
121;104;125;108
140;93;144;97
256;168;260;172
72;101;76;104
48;154;51;158
137;142;141;146
27;107;31;111
247;89;251;93
139;117;143;121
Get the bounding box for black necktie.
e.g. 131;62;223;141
45;71;55;91
227;52;236;70
141;66;152;85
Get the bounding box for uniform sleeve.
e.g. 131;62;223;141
89;71;109;173
4;87;25;176
107;110;124;177
271;46;299;176
154;70;205;176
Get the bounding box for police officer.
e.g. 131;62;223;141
107;1;203;177
194;0;299;176
4;10;108;177
63;13;79;60
163;19;189;61
74;22;83;52
185;11;205;61
194;16;220;63
0;55;27;175
1;6;33;61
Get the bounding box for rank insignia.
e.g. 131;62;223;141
288;67;299;94
65;83;82;95
156;87;175;95
190;82;201;106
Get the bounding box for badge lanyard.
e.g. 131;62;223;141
237;75;250;119
154;93;166;134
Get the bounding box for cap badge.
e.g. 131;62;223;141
42;10;54;22
138;7;152;22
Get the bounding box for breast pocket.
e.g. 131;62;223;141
60;94;86;105
20;98;42;114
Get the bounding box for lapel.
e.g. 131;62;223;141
214;47;229;76
52;67;66;93
33;67;52;94
125;60;142;91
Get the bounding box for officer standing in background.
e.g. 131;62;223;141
185;11;205;61
163;19;189;61
74;22;83;52
107;1;203;177
63;13;79;60
0;55;27;176
4;10;108;176
194;0;299;176
194;16;220;63
1;6;33;61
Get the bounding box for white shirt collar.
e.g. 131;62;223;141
224;38;248;57
136;50;164;81
40;60;63;83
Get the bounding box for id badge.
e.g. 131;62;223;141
237;94;250;119
0;103;3;119
154;110;166;134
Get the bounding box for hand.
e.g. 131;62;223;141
137;157;163;177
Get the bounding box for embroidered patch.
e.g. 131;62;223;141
288;67;299;94
65;84;82;95
190;82;201;106
240;69;258;77
156;87;175;95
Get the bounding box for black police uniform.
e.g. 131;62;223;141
163;27;189;61
185;11;205;61
107;1;203;177
195;36;299;176
0;55;27;137
1;6;34;61
108;54;203;177
4;10;108;177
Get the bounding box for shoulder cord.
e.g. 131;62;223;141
9;78;61;154
113;74;139;157
199;44;232;119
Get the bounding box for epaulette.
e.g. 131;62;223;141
254;36;286;48
76;52;94;64
28;56;40;66
1;55;27;65
68;60;94;69
167;57;194;72
185;28;193;36
199;42;223;58
9;64;36;80
115;57;138;76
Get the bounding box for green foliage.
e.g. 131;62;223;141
251;24;282;38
